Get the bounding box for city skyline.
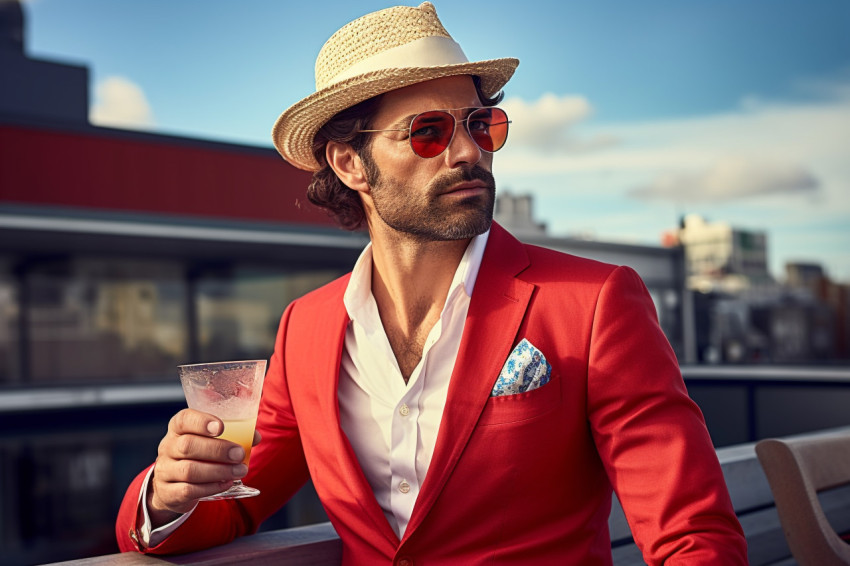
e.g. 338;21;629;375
19;0;850;281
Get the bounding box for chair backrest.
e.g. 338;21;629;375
756;431;850;566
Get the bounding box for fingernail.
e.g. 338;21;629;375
232;464;248;478
228;446;244;462
207;421;221;436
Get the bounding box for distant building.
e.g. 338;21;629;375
786;262;826;290
785;261;850;360
673;214;772;293
0;0;89;124
1;4;357;562
665;214;848;363
493;191;547;238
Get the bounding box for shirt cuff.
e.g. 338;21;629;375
138;465;198;548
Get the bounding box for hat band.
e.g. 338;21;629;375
325;35;469;87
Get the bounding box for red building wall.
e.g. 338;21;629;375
0;124;334;227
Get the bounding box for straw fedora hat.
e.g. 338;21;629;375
272;2;519;171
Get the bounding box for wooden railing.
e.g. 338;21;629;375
48;522;342;565
48;426;850;566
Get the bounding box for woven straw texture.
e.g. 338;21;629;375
272;2;519;171
315;3;452;89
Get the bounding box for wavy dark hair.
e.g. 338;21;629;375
307;76;504;230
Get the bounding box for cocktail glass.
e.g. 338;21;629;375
178;359;267;500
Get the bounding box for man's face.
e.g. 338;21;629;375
360;75;496;242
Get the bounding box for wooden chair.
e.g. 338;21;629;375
756;430;850;566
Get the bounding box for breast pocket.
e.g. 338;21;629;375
478;374;561;427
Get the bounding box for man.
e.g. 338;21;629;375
116;3;747;564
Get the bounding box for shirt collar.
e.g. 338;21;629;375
344;229;491;321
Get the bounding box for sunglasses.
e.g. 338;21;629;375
358;107;510;159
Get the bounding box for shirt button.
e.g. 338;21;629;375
399;403;410;416
398;480;411;493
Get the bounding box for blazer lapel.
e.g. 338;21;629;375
403;224;534;539
306;278;400;546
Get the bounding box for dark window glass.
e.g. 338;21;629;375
25;257;188;382
0;257;21;384
195;267;342;363
7;254;345;386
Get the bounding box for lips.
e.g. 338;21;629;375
442;181;488;195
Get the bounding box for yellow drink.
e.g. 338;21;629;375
179;360;266;500
219;418;257;466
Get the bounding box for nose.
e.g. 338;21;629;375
444;117;482;167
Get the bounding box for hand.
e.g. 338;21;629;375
147;408;262;527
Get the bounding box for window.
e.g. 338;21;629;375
2;254;345;386
194;265;342;363
24;257;188;383
0;257;20;383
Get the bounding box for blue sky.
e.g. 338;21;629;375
21;0;850;281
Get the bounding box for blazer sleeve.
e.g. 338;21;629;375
115;301;312;554
586;266;747;565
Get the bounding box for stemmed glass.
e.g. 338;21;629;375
178;359;266;500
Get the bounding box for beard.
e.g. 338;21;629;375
364;159;496;242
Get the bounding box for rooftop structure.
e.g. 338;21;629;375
675;214;773;293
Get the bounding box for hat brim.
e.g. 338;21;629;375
272;57;519;171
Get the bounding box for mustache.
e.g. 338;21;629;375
432;165;496;193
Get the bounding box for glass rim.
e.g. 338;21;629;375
178;359;267;370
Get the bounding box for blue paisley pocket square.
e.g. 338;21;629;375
490;339;552;397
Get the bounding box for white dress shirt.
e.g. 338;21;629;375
140;230;489;545
339;230;488;538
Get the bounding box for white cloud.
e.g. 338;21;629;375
90;76;154;129
498;82;850;204
494;79;850;281
500;93;615;153
629;157;820;202
786;67;850;105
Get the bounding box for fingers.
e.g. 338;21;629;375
252;429;262;447
156;457;248;485
158;410;246;468
149;472;234;516
169;408;223;437
150;457;247;515
149;409;251;516
164;408;245;463
161;429;244;464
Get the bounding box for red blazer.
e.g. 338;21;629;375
117;223;747;564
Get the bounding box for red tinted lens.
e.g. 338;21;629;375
409;111;455;158
467;107;509;153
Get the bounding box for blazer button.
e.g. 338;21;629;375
398;558;413;566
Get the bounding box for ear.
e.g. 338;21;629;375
326;141;370;193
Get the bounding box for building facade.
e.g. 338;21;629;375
676;213;771;293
